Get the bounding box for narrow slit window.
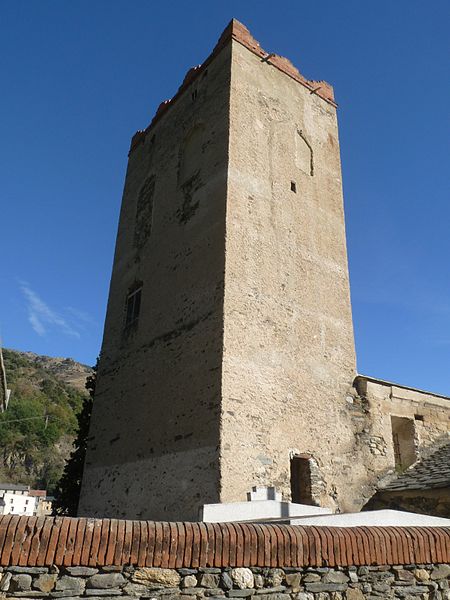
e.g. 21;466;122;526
291;180;297;193
125;287;142;328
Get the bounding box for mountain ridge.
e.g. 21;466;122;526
0;348;93;493
5;348;92;392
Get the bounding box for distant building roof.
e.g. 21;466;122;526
380;441;450;492
29;490;47;497
0;483;29;492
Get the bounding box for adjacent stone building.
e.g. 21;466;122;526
78;20;450;521
365;438;450;517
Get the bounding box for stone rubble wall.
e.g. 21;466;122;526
1;563;450;600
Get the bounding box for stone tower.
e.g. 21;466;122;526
79;20;358;521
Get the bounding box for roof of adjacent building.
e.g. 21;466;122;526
29;489;47;497
0;483;29;492
381;441;450;492
355;374;450;402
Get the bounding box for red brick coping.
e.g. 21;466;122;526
0;516;448;568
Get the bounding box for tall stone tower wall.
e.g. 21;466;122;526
78;21;449;521
219;37;357;510
79;41;232;520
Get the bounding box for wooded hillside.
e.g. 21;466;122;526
0;349;92;493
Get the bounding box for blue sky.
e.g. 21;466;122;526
1;1;449;394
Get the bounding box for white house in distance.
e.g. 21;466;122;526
0;484;53;516
0;484;36;516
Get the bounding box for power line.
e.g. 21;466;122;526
0;415;57;425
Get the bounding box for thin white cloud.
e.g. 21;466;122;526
19;281;81;339
65;306;97;327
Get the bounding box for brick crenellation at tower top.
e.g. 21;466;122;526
129;19;336;154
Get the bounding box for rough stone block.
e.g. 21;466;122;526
0;572;12;591
132;568;181;588
250;595;289;600
87;574;126;590
198;574;220;589
392;585;430;597
180;588;206;595
284;573;301;591
33;575;58;593
123;582;154;597
9;593;49;598
329;592;344;600
265;571;284;588
396;570;416;582
66;568;99;577
181;576;198;589
304;583;347;593
348;572;359;584
431;566;450;581
199;569;222;575
345;590;365;600
230;569;254;590
322;572;349;584
87;597;137;600
221;573;233;591
46;597;83;600
302;574;320;583
54;576;86;594
8;569;48;575
10;575;33;592
100;568;123;573
85;590;123;596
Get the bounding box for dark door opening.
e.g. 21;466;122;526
290;454;314;505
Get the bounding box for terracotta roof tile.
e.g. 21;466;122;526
382;440;450;491
0;516;448;567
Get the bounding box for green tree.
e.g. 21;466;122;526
52;363;96;516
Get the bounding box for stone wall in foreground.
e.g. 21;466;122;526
1;563;450;600
0;517;449;600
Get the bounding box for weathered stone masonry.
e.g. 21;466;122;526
0;517;449;600
79;18;450;522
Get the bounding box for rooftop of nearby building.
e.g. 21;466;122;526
0;483;29;492
380;440;450;492
355;374;450;401
28;489;47;497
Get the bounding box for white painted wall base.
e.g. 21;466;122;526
201;500;332;522
291;509;450;527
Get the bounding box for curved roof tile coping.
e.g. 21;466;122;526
0;516;448;568
129;19;337;154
